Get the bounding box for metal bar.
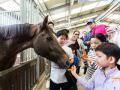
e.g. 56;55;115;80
96;0;120;21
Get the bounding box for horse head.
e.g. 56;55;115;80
32;16;69;68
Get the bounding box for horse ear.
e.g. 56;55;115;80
41;16;48;30
41;15;49;30
43;16;48;26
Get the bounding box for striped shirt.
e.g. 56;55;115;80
85;49;98;80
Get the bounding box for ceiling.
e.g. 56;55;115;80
0;0;120;30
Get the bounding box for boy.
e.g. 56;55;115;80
71;42;120;90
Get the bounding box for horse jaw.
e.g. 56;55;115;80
33;47;69;69
45;53;70;69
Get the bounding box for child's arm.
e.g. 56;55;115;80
70;66;80;79
71;66;95;90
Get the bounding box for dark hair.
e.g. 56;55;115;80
87;22;93;25
48;21;54;26
68;43;78;56
87;19;95;25
56;29;68;39
61;29;69;34
92;33;107;42
95;42;120;70
68;44;77;51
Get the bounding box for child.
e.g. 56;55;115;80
68;44;80;90
68;44;80;74
71;42;120;90
85;34;107;80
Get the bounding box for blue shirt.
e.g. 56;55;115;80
71;54;79;67
83;31;93;44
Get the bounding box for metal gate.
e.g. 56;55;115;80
0;0;46;90
0;0;44;62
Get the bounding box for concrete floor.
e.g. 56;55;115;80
37;68;85;90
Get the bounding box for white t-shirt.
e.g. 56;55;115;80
50;45;73;84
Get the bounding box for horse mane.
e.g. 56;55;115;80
0;24;35;40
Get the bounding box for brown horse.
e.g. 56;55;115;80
0;16;69;71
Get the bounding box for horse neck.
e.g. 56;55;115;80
9;24;39;55
14;39;33;54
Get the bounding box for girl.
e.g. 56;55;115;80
71;42;120;90
85;33;107;80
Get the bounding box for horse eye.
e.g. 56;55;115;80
46;37;53;41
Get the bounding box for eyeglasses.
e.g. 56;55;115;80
74;34;79;36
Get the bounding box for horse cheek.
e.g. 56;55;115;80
33;36;46;56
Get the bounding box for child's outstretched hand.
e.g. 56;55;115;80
68;65;79;79
70;65;77;74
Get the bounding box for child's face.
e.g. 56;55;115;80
57;35;67;46
96;51;109;68
90;38;102;49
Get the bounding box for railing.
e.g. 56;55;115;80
0;11;20;26
0;58;45;90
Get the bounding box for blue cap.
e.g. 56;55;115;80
87;19;95;25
